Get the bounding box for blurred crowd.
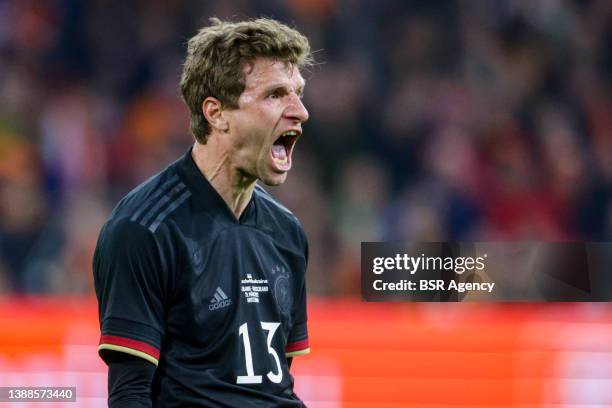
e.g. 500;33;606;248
0;0;610;295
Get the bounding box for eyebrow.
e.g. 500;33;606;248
262;82;306;95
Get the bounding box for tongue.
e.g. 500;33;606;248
271;144;287;161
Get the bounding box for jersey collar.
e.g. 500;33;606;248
175;147;258;226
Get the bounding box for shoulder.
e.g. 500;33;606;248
98;215;155;247
109;164;192;234
95;213;161;271
254;184;307;247
94;204;172;283
254;184;300;225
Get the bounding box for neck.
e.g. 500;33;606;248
191;141;256;220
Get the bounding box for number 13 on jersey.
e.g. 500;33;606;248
237;322;283;384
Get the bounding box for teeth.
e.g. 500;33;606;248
282;130;298;137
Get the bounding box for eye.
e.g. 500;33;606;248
267;89;282;100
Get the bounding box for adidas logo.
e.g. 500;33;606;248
209;287;232;310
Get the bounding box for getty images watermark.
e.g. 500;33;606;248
372;252;492;293
361;242;612;302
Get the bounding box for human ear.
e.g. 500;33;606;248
202;97;229;132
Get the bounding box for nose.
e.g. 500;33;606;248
284;93;309;123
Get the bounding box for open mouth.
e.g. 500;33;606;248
270;130;300;171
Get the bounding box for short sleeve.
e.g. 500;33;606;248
285;231;309;357
93;218;168;366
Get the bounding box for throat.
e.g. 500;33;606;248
227;187;255;219
218;170;256;219
191;144;255;220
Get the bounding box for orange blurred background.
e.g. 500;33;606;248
1;1;611;406
1;298;611;407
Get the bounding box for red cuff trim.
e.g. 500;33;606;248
286;338;309;353
99;335;160;359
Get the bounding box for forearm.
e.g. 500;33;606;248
106;352;156;408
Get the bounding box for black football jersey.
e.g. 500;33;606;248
94;147;309;407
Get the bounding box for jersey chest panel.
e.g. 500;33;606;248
164;225;305;388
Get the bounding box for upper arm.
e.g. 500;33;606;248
285;227;310;358
285;282;309;357
94;218;168;366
